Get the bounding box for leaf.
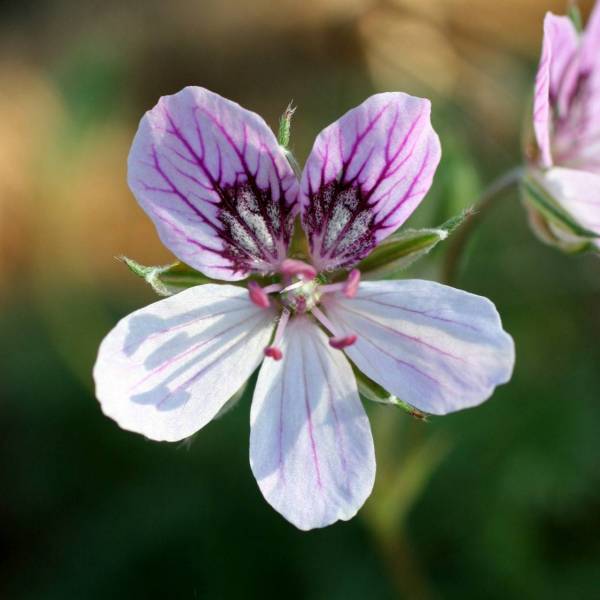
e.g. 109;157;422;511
353;366;428;421
358;212;468;278
119;257;213;296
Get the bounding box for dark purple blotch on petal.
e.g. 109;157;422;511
303;181;377;270
128;87;299;280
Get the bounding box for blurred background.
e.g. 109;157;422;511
1;0;599;598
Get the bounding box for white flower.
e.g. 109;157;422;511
94;87;514;530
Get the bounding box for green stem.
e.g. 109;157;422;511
373;528;435;600
442;166;523;285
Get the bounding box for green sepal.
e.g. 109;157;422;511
520;175;599;254
120;257;213;296
568;3;583;33
277;102;296;149
353;366;428;421
358;212;468;279
287;217;311;261
277;102;302;179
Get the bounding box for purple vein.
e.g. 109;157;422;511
129;311;265;393
354;294;482;332
311;332;350;492
337;303;467;363
155;316;268;409
300;339;323;490
123;302;253;355
375;145;431;227
277;343;288;484
344;317;448;390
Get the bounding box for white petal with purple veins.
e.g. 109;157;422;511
250;316;375;530
533;13;578;167
128;87;299;281
567;2;600;172
299;93;441;271
324;280;515;415
94;284;275;441
580;0;600;72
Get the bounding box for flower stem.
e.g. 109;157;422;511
374;528;435;600
442;166;523;285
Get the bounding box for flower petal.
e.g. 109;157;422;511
581;0;600;71
533;13;579;167
94;284;275;441
568;2;600;172
128;87;299;281
249;316;375;530
540;167;600;248
299;93;441;271
324;280;515;415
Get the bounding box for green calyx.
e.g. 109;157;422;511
358;212;469;279
568;3;583;33
120;257;213;296
520;174;599;254
353;366;428;421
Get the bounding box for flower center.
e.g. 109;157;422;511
280;279;321;313
248;261;360;361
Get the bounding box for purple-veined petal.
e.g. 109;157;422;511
94;284;275;442
566;1;600;172
547;15;579;108
324;280;514;415
249;316;375;530
299;93;441;272
541;167;600;248
128;87;299;281
581;0;600;71
533;13;579;167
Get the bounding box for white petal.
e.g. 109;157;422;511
249;316;375;530
325;280;515;415
94;284;275;441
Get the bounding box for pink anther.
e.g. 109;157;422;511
248;281;270;308
280;258;317;280
343;269;361;298
264;346;283;360
329;335;357;349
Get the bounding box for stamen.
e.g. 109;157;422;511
264;347;283;360
312;306;357;350
319;269;361;298
264;309;290;360
248;282;283;308
248;281;270;308
343;269;361;298
329;335;357;349
280;258;317;280
262;283;283;294
318;282;345;295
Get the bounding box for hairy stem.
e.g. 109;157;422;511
442;167;523;285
